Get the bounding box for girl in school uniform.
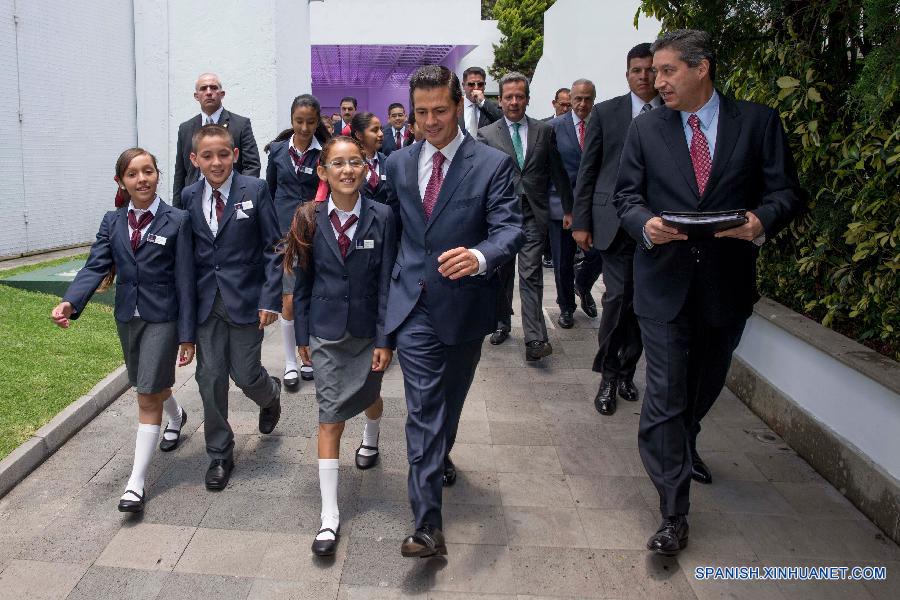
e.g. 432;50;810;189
51;148;196;513
265;94;332;388
349;112;391;205
283;136;397;556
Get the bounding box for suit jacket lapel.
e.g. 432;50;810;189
426;135;475;230
523;117;539;168
561;115;579;157
215;175;241;235
346;198;375;260
701;94;741;204
218;109;231;130
495;120;519;171
405;143;426;223
115;209;136;261
138;203;169;249
188;186;213;242
316;202;344;264
659;109;700;200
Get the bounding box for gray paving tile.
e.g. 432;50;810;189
152;573;254;600
95;522;196;571
565;475;651;510
257;532;348;583
772;482;868;520
677;555;787;600
491;445;563;474
337;584;426;599
443;503;508;545
732;514;852;560
248;579;339;600
0;560;87;600
578;508;660;550
689;480;797;516
743;450;821;483
504;506;588;548
442;471;502;506
200;492;321;533
236;433;309;463
507;546;606;598
17;516;121;565
174;527;271;577
66;565;168;600
592;549;698;599
497;472;575;507
489;421;552;446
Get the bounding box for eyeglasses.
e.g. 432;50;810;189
465;81;486;89
323;159;366;170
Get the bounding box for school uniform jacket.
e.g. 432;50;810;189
359;151;393;206
63;201;196;343
292;197;398;348
265;138;324;234
181;173;283;326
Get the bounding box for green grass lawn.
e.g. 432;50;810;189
0;255;123;459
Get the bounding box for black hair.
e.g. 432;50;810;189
264;94;332;153
388;102;405;114
650;30;716;81
409;65;463;110
462;66;487;81
340;96;358;109
626;42;653;69
499;71;531;99
192;123;234;153
553;87;571;101
349;111;380;142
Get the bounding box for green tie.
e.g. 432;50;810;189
511;122;525;169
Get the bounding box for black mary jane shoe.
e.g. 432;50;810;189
355;443;380;470
118;489;145;513
401;525;447;558
283;368;300;391
311;526;340;556
159;409;188;452
300;364;314;381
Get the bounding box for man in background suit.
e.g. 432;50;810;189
573;43;662;416
382;102;414;156
548;79;602;329
459;66;503;133
385;65;523;557
543;87;572;121
614;30;802;555
173;73;260;207
333;97;357;136
478;72;573;360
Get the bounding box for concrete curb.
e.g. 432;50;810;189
0;365;130;499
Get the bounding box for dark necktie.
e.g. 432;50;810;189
367;158;379;189
423;151;445;221
641;103;653;114
288;146;307;174
128;209;154;251
395;129;402;149
688;114;712;195
329;210;359;258
577;120;585;150
212;189;225;223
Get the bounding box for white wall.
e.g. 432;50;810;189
530;0;661;118
735;315;900;480
458;19;503;95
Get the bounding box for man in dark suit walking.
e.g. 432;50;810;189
172;73;260;207
478;72;572;359
385;65;523;557
381;102;414;156
333;96;357;137
614;30;802;555
573;44;662;416
459;66;503;134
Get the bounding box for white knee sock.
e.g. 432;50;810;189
358;416;381;457
162;395;183;442
317;458;340;541
124;423;160;499
281;317;298;372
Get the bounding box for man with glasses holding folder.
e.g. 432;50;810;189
614;29;803;557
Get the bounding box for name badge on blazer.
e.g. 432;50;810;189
235;209;250;220
234;200;254;211
380;174;387;181
356;239;375;250
301;166;314;175
146;234;167;246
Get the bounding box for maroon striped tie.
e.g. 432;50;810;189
422;152;445;221
128;209;154;251
329;210;359;258
688;114;712;195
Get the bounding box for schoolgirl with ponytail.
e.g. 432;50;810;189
51;148;196;513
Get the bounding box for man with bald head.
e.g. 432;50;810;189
173;73;261;207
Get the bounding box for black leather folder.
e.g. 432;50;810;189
661;210;748;238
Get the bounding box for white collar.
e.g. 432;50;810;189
571;110;587;127
630;92;661;114
128;195;161;215
421;128;465;166
504;116;527;128
292;134;322;154
327;193;362;219
201;105;225;124
204;171;234;199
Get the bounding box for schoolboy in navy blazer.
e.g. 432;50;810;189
360;150;393;207
63;201;196;343
266;138;323;233
292;197;397;348
181;172;283;324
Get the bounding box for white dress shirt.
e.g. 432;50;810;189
201;172;233;237
503;116;529;159
680;90;720;159
630;92;663;119
201;105;224;126
326;194;361;241
292;135;322;174
463;97;484;133
417;128;486;275
127;195;161;317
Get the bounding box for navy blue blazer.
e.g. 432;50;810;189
360;151;393;206
383;134;525;345
549;113;583;197
181;173;283;325
63;201;196;343
265;139;323;234
292;197;397;348
381;126;413;156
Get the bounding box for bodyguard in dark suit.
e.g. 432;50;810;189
547;79;603;329
614;30;802;555
477;72;573;360
573;44;662;415
386;66;524;557
332;96;357;137
382;103;414;156
182;125;284;491
458;66;503;133
173;73;260;207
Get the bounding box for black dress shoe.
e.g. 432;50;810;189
594;379;618;415
557;310;574;329
691;454;713;484
490;328;509;345
205;459;234;490
617;380;639;402
525;340;553;361
300;363;314;381
117;489;145;513
259;378;282;434
283;368;299;391
542;255;553;269
355;443;380;470
442;456;457;487
159;409;188;452
647;516;689;556
311;525;340;556
576;286;598;318
401;525;447;557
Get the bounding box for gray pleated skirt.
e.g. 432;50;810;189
309;332;383;423
116;318;178;394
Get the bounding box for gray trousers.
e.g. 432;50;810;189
518;217;549;344
196;293;279;460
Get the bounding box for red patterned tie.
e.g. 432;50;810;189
367;158;379;189
688;114;712;195
288;146;306;173
128;209;154;251
329;210;359;258
577;120;585;150
396;130;402;149
212;189;225;222
341;123;351;136
422;151;445;221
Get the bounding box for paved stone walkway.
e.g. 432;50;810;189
1;271;898;599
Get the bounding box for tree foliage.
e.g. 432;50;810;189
489;0;556;80
640;0;899;358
